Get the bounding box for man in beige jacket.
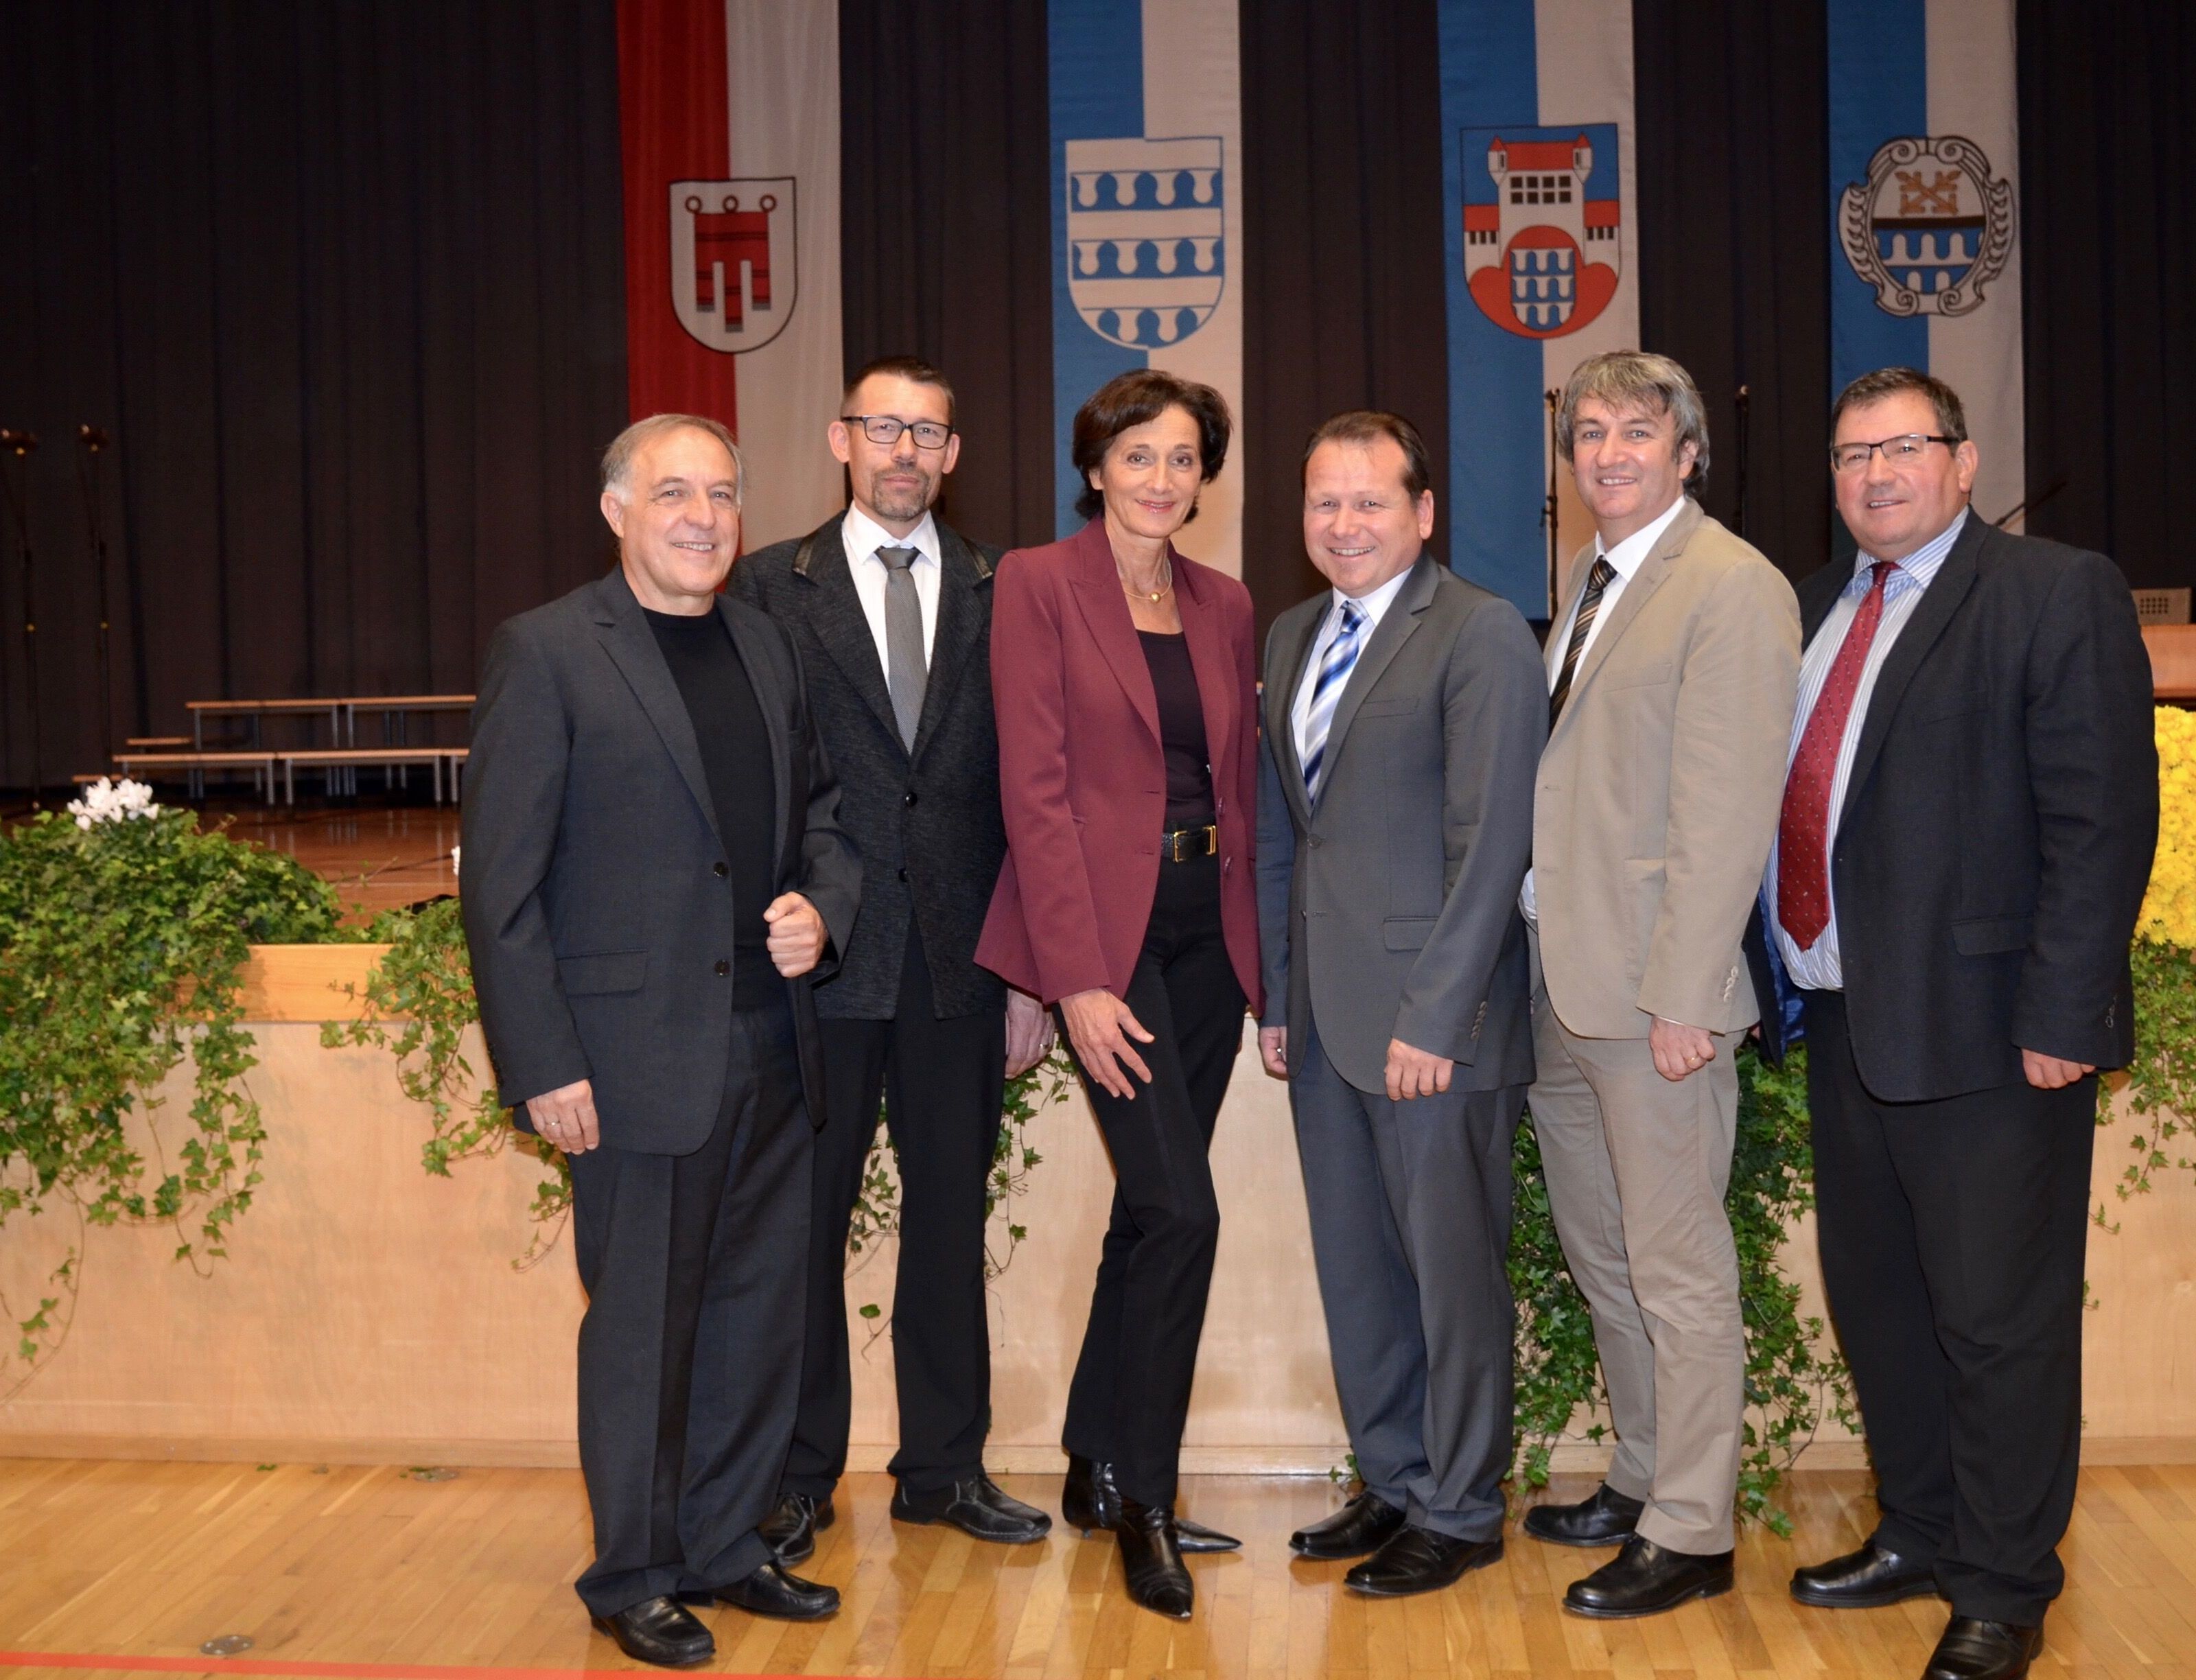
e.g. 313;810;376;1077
1520;351;1799;1618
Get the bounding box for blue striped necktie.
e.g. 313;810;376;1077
1300;598;1368;802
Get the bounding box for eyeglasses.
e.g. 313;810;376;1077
842;415;953;450
1830;434;1959;474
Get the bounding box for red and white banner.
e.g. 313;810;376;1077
618;0;845;547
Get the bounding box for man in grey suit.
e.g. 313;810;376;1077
1256;410;1546;1598
462;415;861;1666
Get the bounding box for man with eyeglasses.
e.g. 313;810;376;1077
1759;367;2154;1680
731;355;1055;1560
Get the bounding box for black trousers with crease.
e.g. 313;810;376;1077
1059;852;1245;1508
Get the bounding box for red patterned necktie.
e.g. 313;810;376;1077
1777;560;1895;950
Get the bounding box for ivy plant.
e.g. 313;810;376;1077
0;802;344;1392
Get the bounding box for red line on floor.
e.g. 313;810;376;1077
0;1655;869;1680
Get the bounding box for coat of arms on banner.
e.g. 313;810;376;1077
1065;137;1224;350
1838;136;2015;318
1462;126;1621;338
668;178;798;353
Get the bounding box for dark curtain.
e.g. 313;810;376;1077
1634;0;1834;586
2019;0;2195;590
838;1;1058;552
0;1;628;789
1238;0;1452;638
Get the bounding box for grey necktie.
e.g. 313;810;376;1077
879;545;927;751
1547;556;1616;727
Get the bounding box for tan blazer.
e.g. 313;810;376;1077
1532;498;1799;1038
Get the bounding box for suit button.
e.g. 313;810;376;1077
898;867;909;882
713;861;728;878
904;789;918;807
714;959;729;977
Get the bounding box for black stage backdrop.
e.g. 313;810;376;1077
0;1;628;788
1;2;2191;789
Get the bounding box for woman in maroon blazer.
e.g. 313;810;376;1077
977;369;1261;1621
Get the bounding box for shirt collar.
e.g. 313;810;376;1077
1329;559;1417;629
1856;505;1968;589
842;504;940;571
1596;493;1688;580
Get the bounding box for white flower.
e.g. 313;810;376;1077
450;844;461;882
65;777;162;829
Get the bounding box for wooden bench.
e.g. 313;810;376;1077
111;752;279;804
277;748;467;806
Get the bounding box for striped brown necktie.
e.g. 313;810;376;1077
1547;556;1616;727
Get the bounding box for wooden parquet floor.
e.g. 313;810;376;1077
1;1462;2193;1680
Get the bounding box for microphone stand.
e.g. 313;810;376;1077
0;430;39;808
1541;388;1561;619
1732;385;1752;542
1991;476;2066;531
77;427;115;765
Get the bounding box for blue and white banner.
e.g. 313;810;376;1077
1829;0;2024;524
1438;0;1638;618
1049;0;1244;576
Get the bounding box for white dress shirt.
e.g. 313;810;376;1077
1289;563;1418;772
841;504;942;668
1521;493;1690;924
1766;506;1967;990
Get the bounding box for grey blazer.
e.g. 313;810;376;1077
1255;555;1546;1094
460;568;862;1154
730;515;1006;1020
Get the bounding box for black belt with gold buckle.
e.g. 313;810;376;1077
1161;824;1219;863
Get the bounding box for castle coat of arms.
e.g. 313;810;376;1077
1838;135;2016;318
1065;137;1224;350
668;177;799;353
1462;126;1621;339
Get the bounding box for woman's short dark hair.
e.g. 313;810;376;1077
1071;369;1232;522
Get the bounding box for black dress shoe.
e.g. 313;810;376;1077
1290;1491;1407;1560
1563;1536;1734;1618
758;1490;833;1565
1344;1526;1504;1597
892;1473;1053;1543
1062;1454;1239;1552
590;1595;715;1668
1922;1617;2043;1680
1522;1482;1646;1548
1790;1539;1940;1609
708;1559;841;1621
1116;1495;1194;1620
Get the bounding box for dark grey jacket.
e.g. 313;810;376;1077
732;516;1007;1020
1257;555;1546;1094
460;568;862;1154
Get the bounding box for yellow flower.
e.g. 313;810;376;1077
2142;705;2196;947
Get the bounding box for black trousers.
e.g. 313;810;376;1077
1060;851;1245;1508
566;997;810;1618
784;935;1006;1496
1803;988;2094;1626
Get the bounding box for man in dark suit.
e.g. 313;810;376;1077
462;414;863;1667
1767;369;2156;1680
731;357;1053;1556
1254;411;1545;1597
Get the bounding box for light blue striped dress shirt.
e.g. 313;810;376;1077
1767;508;1970;990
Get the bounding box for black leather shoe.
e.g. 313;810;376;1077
893;1473;1053;1543
1790;1539;1940;1609
1290;1491;1407;1560
590;1596;715;1668
1522;1482;1646;1548
1344;1526;1504;1597
758;1491;833;1565
708;1560;840;1622
1063;1454;1239;1552
1563;1536;1734;1618
1116;1496;1194;1620
1922;1617;2043;1680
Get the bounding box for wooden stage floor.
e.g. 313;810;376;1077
205;801;460;918
2;1465;2193;1679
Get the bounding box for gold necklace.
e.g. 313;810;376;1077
1117;553;1172;604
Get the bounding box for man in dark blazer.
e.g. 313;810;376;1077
731;358;1053;1556
1255;412;1545;1598
1766;369;2155;1680
462;415;862;1667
